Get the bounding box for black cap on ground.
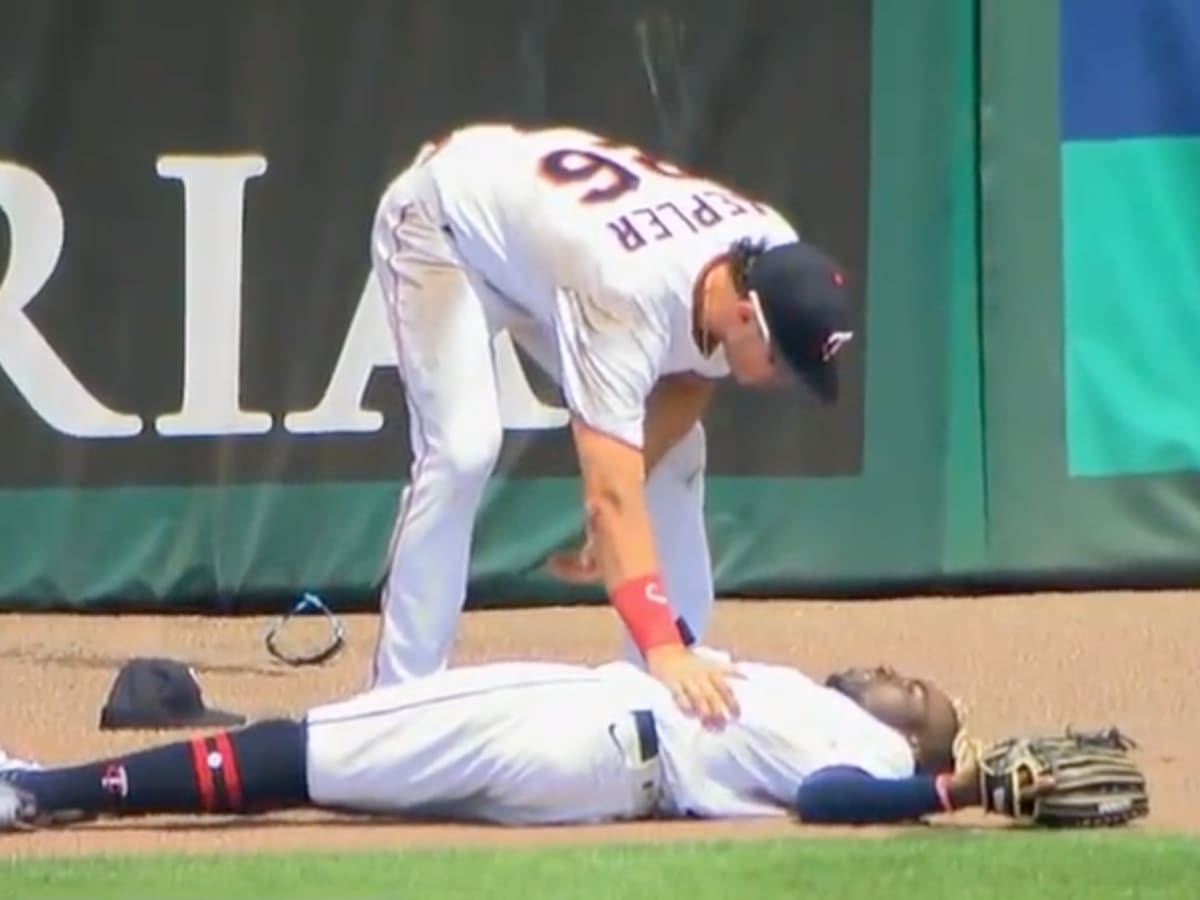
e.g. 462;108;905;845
99;657;246;730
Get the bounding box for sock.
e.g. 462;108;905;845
15;718;310;817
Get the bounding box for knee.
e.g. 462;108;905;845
659;423;707;484
230;719;310;810
432;421;502;487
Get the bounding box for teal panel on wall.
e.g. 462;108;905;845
1063;137;1200;477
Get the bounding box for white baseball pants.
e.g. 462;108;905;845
306;662;663;824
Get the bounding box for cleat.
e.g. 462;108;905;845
0;780;37;831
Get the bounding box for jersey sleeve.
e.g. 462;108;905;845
793;767;943;824
809;729;916;781
768;713;915;784
552;284;672;449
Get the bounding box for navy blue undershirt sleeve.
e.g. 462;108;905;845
793;765;943;824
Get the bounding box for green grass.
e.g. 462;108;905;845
3;833;1199;900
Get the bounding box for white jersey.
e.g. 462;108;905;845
305;658;913;825
596;660;915;817
425;123;799;447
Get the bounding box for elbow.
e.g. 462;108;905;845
793;769;877;825
582;474;639;536
794;780;844;824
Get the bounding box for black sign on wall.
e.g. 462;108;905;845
0;0;870;487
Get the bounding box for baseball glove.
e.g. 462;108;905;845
969;727;1149;828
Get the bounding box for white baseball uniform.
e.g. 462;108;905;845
306;657;914;824
368;123;801;686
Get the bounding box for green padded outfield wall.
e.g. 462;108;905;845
12;0;1193;611
980;0;1200;584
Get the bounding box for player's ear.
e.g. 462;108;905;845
734;297;757;324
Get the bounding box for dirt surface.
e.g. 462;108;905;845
1;590;1197;858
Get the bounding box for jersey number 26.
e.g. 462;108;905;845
538;139;697;205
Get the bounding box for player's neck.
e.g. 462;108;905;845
692;257;732;357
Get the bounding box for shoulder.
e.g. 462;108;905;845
827;690;916;778
722;663;826;710
751;204;802;249
735;664;915;777
732;661;820;685
550;236;683;335
446;123;604;160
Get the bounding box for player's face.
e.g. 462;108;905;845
827;666;961;772
827;666;929;731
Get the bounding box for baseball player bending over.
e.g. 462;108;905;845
1;658;1011;830
368;122;855;725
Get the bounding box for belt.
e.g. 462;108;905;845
625;709;663;817
632;709;659;763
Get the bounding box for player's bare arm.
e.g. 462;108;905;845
571;417;739;725
548;374;716;584
571;418;658;581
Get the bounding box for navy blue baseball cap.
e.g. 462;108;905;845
99;658;246;730
743;240;855;403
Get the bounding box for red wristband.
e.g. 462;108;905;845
610;573;682;654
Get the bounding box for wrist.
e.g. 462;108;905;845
611;573;683;655
646;643;688;665
947;770;982;809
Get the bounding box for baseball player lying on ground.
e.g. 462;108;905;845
0;656;1016;831
366;121;855;726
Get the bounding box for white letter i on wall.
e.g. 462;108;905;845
154;155;272;437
